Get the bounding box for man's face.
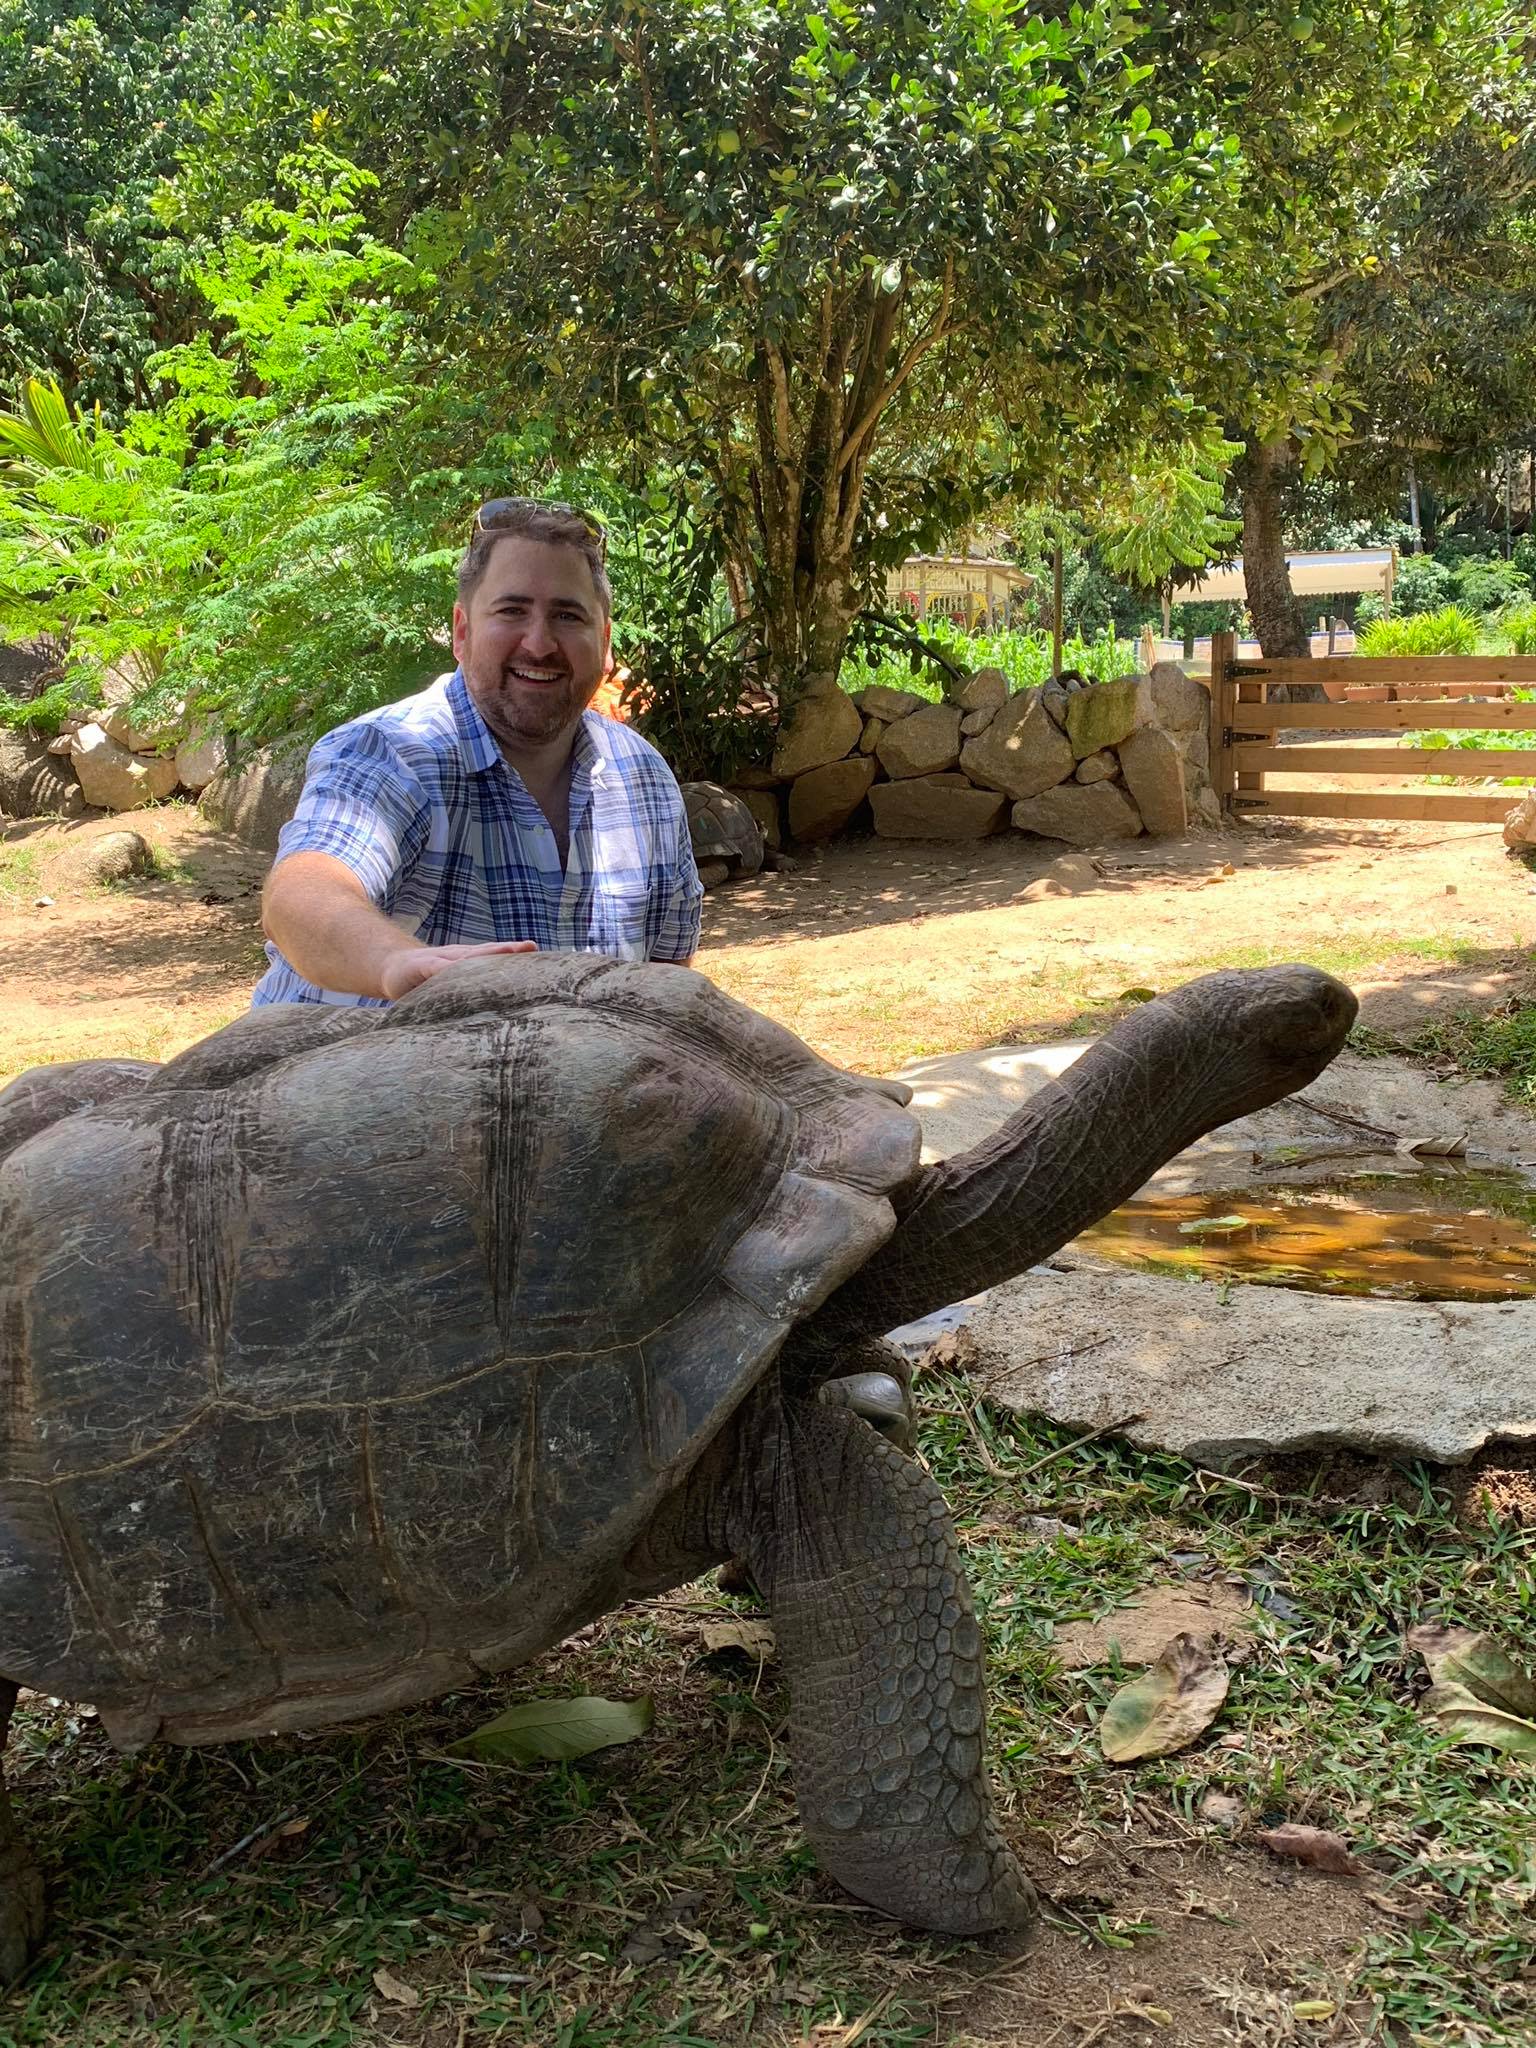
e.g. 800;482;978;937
453;536;612;754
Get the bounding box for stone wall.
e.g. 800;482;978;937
732;662;1220;846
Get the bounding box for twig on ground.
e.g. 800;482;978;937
1011;1413;1146;1485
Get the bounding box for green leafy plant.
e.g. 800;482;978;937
1356;606;1481;657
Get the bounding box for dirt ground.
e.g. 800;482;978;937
2;799;1535;1092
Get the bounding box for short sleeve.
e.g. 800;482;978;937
273;725;432;907
648;792;705;962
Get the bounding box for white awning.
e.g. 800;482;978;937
1183;549;1396;604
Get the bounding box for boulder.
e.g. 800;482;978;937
851;684;927;722
950;667;1009;715
787;755;877;841
1062;674;1146;759
175;725;227;793
1146;661;1210;735
771;690;863;779
1504;790;1536;849
198;739;311;852
1011;781;1143;844
1073;750;1118;786
103;699;180;755
959;689;1075;802
730;763;781;790
876;702;963;780
44;828;155;889
1038;677;1073;732
870;774;1009;839
1117;725;1188;836
730;784;782;852
0;728;87;819
69;725;179;811
1020;852;1103;901
960;705;998;737
1192;781;1225;828
859;716;887;756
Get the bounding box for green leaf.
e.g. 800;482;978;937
1178;1214;1248;1236
448;1693;655;1765
1422;1682;1536;1759
1100;1632;1229;1763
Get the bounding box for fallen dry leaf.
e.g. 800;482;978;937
372;1966;420;2007
699;1618;777;1661
1100;1633;1230;1763
1256;1824;1366;1876
1408;1623;1536;1719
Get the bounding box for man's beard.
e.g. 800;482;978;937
463;649;594;751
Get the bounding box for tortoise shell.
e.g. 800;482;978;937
0;957;917;1747
682;781;764;877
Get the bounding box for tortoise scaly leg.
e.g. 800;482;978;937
0;1681;45;1984
742;1402;1036;1936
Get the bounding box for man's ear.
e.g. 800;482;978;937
451;602;469;663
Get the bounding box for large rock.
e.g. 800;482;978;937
870;774;1008;839
1074;750;1117;786
68;725;179;812
959;689;1075;801
771;690;863;779
859;716;886;756
851;684;926;722
960;705;998;737
875;702;963;780
103;700;180;755
199;739;311;851
1063;674;1145;759
43;828;155;889
787;755;877;841
1146;661;1210;735
1117;725;1188;836
175;725;227;794
951;667;1009;715
972;1264;1536;1467
0;728;86;819
1504;791;1536;849
1011;781;1143;844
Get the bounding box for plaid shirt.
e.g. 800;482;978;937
252;670;703;1007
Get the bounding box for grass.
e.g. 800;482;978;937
1403;1000;1536;1110
841;621;1138;705
0;841;42;906
2;1382;1532;2047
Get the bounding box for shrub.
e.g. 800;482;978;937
1355;606;1480;657
1452;557;1532;616
1391;554;1455;616
1502;604;1536;657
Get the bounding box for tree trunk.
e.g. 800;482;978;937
1237;438;1309;660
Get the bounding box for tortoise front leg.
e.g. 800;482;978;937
0;1681;45;1984
739;1401;1035;1936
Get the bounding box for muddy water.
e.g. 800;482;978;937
1078;1171;1536;1302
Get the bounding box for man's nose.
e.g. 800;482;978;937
516;611;560;660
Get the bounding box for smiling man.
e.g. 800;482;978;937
254;499;703;1006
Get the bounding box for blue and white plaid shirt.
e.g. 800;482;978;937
252;669;703;1007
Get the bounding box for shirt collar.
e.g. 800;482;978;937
447;669;611;783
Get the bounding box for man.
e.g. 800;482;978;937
254;498;701;1006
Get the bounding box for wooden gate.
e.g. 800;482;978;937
1208;630;1536;825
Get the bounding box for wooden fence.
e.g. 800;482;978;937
1208;629;1536;825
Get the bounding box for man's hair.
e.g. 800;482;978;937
456;499;612;618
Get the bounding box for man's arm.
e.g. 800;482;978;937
262;852;535;1001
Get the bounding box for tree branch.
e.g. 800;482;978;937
834;257;956;478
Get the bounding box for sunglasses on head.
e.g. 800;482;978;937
473;497;608;559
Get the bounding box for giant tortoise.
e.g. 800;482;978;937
0;954;1355;1975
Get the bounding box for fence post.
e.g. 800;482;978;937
1209;629;1236;814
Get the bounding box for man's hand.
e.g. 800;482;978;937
379;940;539;1002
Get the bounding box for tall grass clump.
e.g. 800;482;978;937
1501;603;1536;656
1356;606;1480;657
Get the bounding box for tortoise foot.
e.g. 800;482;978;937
0;1842;44;1985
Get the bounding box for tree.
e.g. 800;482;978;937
0;0;264;416
1135;1;1533;658
184;0;1244;700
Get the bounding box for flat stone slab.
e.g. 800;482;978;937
968;1264;1536;1467
893;1041;1536;1464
